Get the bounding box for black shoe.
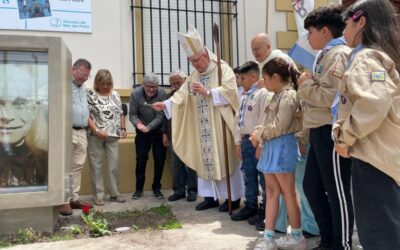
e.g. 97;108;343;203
195;199;219;211
248;207;265;225
255;218;265;231
303;230;319;239
218;199;240;212
153;190;164;199
132;191;143;199
168;193;185;201
311;244;332;250
186;192;197;202
231;205;258;221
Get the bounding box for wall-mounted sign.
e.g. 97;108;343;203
0;0;91;33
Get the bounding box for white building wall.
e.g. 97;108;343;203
236;0;288;65
0;0;290;88
0;0;133;89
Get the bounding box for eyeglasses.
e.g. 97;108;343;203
76;68;91;79
144;84;158;90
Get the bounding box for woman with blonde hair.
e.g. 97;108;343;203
87;69;126;206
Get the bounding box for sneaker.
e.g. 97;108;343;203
110;195;126;203
186;192;197;202
254;238;277;250
168;193;185;202
276;235;306;250
153;190;164;199
94;199;105;206
231;205;258;221
132;191;143;199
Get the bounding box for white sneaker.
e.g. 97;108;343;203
275;235;306;250
254;238;278;250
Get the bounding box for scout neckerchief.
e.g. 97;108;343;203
313;37;346;75
331;43;365;123
238;83;258;128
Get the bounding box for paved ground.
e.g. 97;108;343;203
7;190;362;250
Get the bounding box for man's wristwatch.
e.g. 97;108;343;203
206;89;211;96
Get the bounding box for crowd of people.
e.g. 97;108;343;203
55;1;400;250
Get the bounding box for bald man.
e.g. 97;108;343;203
251;33;295;77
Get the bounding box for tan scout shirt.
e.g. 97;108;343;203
298;44;351;128
333;48;400;185
254;85;302;143
234;86;273;144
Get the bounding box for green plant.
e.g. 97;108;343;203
81;207;112;237
16;228;41;244
70;225;82;235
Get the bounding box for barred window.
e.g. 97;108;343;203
130;0;239;86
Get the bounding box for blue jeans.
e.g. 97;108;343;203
240;136;265;208
171;146;197;195
352;158;400;250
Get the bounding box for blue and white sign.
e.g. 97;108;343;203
0;0;91;33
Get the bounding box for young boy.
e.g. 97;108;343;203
297;5;354;250
231;61;271;221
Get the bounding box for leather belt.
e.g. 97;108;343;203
73;126;87;130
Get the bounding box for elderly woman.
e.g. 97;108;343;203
87;69;126;206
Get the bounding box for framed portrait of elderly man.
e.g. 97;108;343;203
0;51;49;193
0;36;71;235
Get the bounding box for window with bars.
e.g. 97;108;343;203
130;0;239;87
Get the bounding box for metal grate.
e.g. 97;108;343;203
130;0;239;87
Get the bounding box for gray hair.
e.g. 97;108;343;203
169;69;187;80
143;72;159;85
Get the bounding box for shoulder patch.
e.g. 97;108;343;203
330;60;344;79
371;71;385;81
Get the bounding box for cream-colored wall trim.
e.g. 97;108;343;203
277;31;298;50
276;0;293;11
286;12;297;31
265;0;269;34
115;88;132;98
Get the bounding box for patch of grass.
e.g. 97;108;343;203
150;204;172;217
0;204;181;248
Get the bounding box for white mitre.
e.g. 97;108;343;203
177;23;204;57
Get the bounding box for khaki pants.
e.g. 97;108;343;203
87;135;120;200
70;129;88;202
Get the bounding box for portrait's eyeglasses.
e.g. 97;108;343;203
76;68;91;79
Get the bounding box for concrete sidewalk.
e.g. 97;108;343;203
7;190;361;250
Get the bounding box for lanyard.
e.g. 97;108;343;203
313;37;346;74
238;83;258;128
331;44;365;123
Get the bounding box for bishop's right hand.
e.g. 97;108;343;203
151;102;166;111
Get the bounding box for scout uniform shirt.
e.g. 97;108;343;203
333;46;400;185
234;84;272;145
298;38;351;129
254;85;302;143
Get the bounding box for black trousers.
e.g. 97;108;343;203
135;129;166;192
352;158;400;250
303;125;354;250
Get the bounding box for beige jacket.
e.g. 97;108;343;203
298;45;351;128
333;48;400;185
254;85;302;142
